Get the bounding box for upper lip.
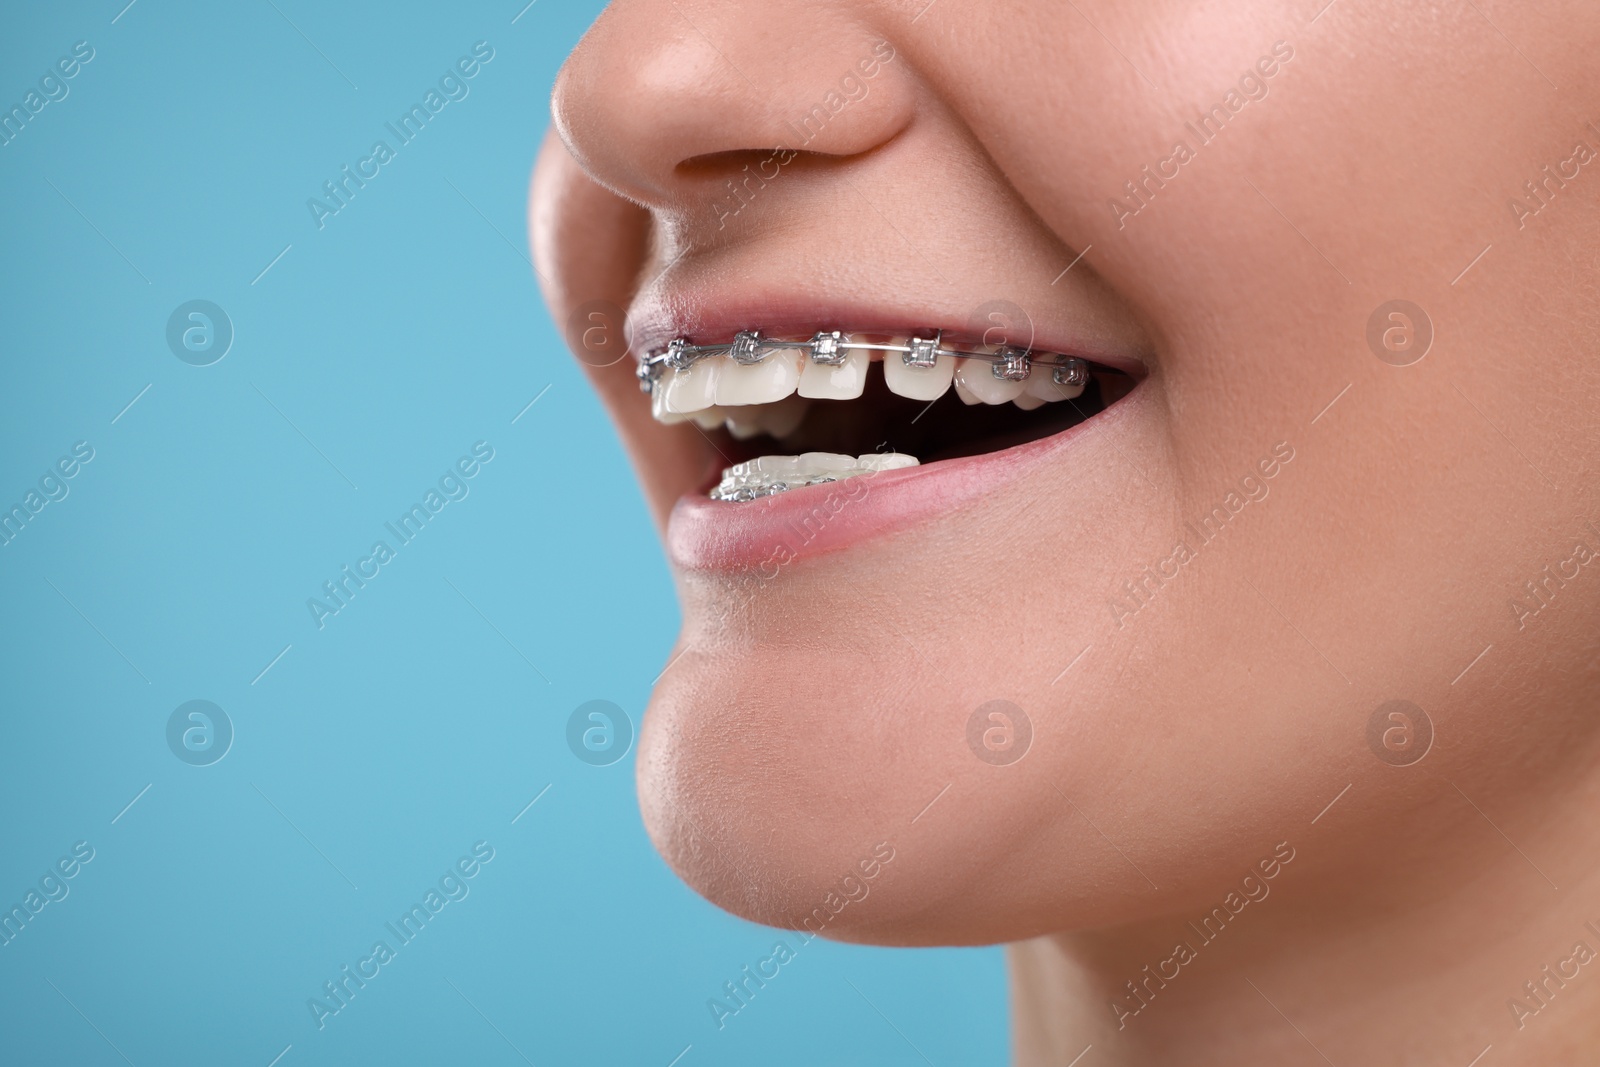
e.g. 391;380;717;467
624;287;1152;381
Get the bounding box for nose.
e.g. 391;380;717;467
552;0;914;213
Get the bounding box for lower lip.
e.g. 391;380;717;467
665;380;1146;571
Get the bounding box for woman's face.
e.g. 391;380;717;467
533;0;1600;944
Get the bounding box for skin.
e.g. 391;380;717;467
530;1;1600;1063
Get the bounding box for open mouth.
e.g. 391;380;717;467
637;329;1139;502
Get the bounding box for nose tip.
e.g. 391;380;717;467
552;1;912;208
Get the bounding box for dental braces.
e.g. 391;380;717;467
635;329;1091;394
710;475;836;503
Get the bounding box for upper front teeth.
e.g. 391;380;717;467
880;343;953;401
716;348;802;406
798;343;868;399
636;329;1090;422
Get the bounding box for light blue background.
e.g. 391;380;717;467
0;2;1006;1064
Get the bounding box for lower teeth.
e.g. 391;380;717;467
710;452;919;502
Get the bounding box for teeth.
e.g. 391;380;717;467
955;357;1026;404
643;333;1100;432
714;350;802;406
759;394;810;439
725;413;765;440
1024;372;1086;403
689;399;811;436
710;451;919;502
855;452;920;472
882;341;955;401
691;407;725;430
724;394;811;440
662;358;722;415
651;381;689;423
798;341;868;400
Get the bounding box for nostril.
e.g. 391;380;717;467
677;147;850;232
676;146;872;179
676;149;793;180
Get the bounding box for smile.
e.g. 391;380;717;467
636;328;1137;504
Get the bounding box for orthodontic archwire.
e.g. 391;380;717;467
635;329;1092;393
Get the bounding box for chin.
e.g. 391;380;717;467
623;421;1232;950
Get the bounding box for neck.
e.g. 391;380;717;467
1010;771;1600;1066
